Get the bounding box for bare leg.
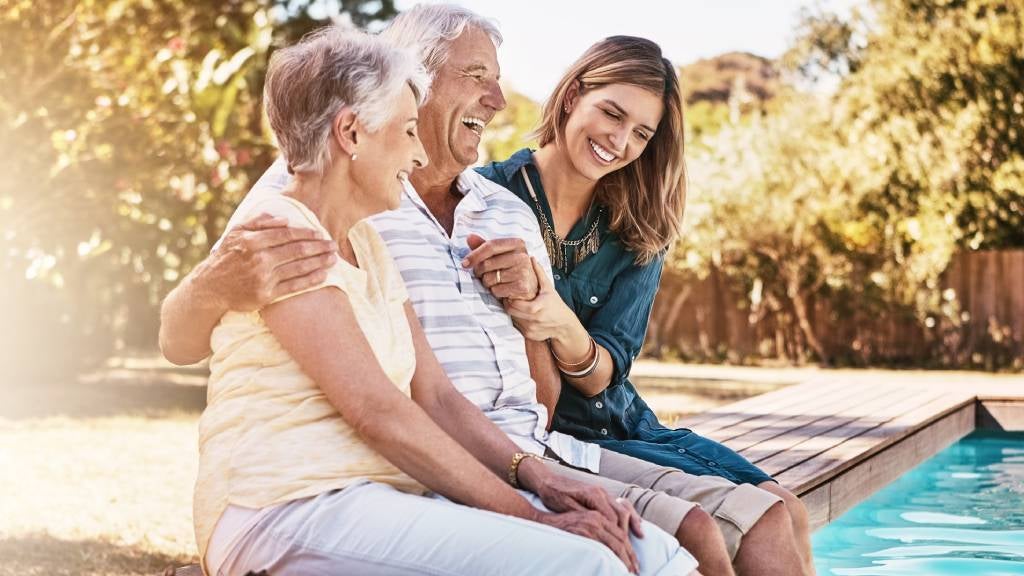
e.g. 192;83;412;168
758;482;815;575
733;502;806;576
675;508;735;576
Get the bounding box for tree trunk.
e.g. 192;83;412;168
786;267;831;366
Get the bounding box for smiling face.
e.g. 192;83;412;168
416;26;506;177
352;84;428;211
562;83;664;182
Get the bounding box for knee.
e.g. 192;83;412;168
767;486;809;532
677;507;717;541
780;490;810;529
751;501;796;540
676;507;729;555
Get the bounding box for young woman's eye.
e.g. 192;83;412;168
635;130;650;141
603;109;620;120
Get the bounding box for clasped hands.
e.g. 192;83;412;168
461;233;575;342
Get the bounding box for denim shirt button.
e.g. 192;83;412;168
677;448;687;454
595;401;603;409
589;295;599;304
600;428;608;436
553;273;562;281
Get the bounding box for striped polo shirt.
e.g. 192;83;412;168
227;159;599;472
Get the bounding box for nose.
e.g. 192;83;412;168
482;79;506;112
608;125;630;155
412;134;429;169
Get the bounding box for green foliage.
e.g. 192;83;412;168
671;0;1024;368
0;0;394;379
480;88;541;163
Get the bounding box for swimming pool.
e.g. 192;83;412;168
812;430;1024;575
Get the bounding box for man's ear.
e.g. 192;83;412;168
332;106;360;157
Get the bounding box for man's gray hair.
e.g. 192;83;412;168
264;25;430;175
381;3;502;78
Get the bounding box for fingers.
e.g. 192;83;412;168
246;226;326;251
273;251;338;283
238;212;289;231
466;233;487;250
475;251;525;278
265;238;337;267
461;237;526;269
530;256;555;291
270;269;330;301
617;497;645;538
594;515;639;574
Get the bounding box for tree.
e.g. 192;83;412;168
0;0;396;380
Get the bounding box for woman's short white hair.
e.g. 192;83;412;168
381;3;502;78
264;25;430;175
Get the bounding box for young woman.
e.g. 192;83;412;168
475;35;814;572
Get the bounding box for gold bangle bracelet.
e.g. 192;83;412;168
507;452;542;488
550;336;596;368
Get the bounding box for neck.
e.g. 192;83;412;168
532;144;597;215
287;168;365;259
410;162;464;233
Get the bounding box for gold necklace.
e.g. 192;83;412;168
519;167;602;271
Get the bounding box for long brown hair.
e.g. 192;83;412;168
534;36;686;265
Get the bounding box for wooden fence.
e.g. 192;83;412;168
647;250;1024;367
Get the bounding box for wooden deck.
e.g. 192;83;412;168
673;371;1024;530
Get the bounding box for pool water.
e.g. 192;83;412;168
812;430;1024;575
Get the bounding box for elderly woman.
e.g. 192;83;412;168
195;26;698;576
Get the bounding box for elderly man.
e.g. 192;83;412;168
161;5;808;575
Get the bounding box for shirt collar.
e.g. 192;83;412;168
401;167;505;216
499;148;537;182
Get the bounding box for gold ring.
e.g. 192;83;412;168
496;269;502;284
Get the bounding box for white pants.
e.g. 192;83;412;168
214;481;698;575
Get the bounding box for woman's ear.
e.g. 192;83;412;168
332;106;360;158
563;79;583;114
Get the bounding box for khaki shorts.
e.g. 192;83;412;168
543;448;782;560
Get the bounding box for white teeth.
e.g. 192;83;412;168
590;139;615;162
461;116;486;134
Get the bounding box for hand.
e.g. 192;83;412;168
535;509;640;574
201;213;337;311
519;459;644;538
505;257;576;341
462;234;539;301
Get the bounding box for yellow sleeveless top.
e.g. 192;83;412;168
193;196;422;564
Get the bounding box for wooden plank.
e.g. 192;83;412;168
826;403;974;521
977;400;1024;431
740;386;932;472
719;385;916;455
678;378;845;434
703;380;870;443
776;392;974;494
799;483;831;533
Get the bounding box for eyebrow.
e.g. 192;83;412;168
602;99;657;134
462;63;501;81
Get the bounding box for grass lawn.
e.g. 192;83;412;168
1;371;204;576
0;360;744;575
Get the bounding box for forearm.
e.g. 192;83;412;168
158;261;228;365
526;338;560;428
549;320;614;397
422;384;539;482
352;387;540;520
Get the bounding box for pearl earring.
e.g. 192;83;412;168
351;153;358;161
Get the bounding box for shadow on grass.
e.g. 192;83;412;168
3;370;207;420
0;533;196;576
